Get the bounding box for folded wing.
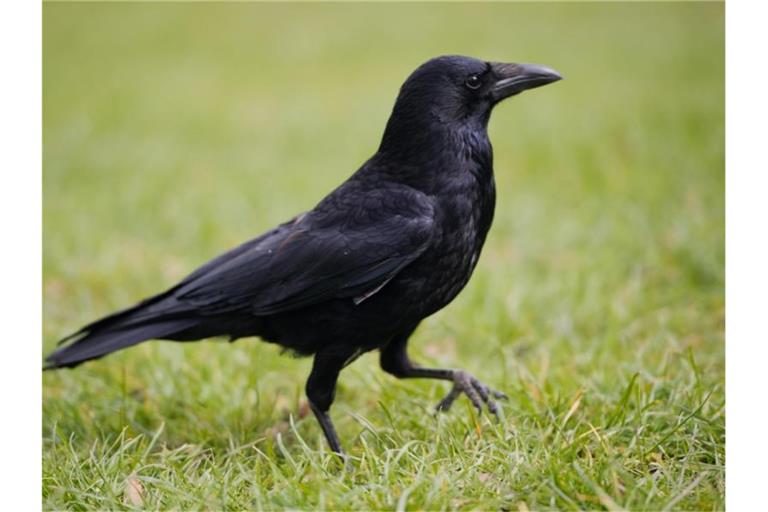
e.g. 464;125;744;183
175;186;435;315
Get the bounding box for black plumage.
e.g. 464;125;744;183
45;55;561;454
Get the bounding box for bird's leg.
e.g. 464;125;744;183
380;330;507;417
305;347;356;455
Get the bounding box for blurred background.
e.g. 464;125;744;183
43;2;723;509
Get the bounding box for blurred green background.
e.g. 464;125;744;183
43;2;723;510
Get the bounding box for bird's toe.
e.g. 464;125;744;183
435;370;505;418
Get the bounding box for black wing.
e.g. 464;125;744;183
174;184;435;315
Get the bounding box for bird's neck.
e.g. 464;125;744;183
378;105;489;155
373;119;493;194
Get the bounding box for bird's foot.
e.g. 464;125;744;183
436;370;507;418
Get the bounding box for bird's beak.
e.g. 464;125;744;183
490;62;562;102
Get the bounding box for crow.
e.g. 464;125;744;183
45;55;561;454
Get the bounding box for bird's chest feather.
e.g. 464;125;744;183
421;131;496;309
435;177;494;277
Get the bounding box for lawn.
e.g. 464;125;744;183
43;2;724;510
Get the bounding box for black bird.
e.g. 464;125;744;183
45;55;561;454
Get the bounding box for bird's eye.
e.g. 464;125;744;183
465;74;482;90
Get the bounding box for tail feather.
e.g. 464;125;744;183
55;292;183;346
45;315;198;369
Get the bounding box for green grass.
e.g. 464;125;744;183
43;2;724;510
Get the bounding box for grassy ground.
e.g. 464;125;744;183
43;2;724;510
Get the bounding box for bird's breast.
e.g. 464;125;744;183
414;163;496;314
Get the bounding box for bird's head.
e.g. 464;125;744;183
380;55;562;151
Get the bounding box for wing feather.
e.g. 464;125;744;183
174;185;435;315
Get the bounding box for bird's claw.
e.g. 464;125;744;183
435;370;507;418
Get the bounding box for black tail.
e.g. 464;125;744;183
44;295;198;369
